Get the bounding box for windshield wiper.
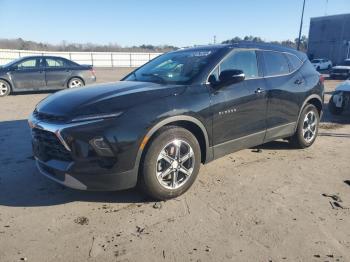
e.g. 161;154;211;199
141;73;166;84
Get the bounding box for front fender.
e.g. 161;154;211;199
130;114;212;175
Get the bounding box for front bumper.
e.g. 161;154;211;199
35;158;137;191
28;114;138;191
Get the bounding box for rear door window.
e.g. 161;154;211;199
45;58;65;68
262;51;290;76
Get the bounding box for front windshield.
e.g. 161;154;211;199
311;59;321;63
124;49;218;85
2;57;23;67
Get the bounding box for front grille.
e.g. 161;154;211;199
32;128;72;162
33;109;67;123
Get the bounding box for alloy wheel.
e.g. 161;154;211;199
69;79;83;88
302;111;317;143
0;81;9;96
156;139;195;190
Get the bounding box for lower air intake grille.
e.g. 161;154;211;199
32;128;72;162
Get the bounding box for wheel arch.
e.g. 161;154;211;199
308;97;323;115
67;76;85;88
0;78;12;89
0;78;12;95
295;94;323;132
136;116;212;171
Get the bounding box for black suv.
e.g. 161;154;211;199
29;43;324;200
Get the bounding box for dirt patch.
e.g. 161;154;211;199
74;216;89;225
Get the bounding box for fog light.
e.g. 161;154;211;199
89;137;114;157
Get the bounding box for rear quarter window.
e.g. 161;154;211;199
262;51;290;76
286;53;303;72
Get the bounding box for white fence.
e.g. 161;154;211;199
0;49;163;67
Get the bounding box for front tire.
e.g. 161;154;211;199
0;80;11;97
68;77;84;88
290;104;319;149
140;126;201;200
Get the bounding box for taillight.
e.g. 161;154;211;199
319;74;325;84
90;68;96;76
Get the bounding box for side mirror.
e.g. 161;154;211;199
11;65;18;71
218;69;245;87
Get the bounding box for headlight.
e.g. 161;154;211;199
71;112;123;122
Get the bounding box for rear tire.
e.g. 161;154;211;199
329;94;344;115
0;79;11;97
140;126;201;200
290;104;319;149
68;77;84;88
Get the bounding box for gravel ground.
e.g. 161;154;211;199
0;70;349;262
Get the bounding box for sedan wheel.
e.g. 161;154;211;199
68;78;84;88
0;80;11;97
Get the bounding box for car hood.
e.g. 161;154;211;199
36;81;185;118
332;65;350;70
335;80;350;92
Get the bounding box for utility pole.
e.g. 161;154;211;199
297;0;306;51
213;35;216;45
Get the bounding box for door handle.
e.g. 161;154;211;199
255;87;265;94
294;79;303;85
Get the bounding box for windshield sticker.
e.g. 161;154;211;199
189;51;212;57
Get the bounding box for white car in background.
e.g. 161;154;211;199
329;79;350;115
330;59;350;79
311;58;332;71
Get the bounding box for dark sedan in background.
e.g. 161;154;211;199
0;56;96;97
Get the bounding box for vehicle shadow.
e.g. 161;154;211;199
255;140;291;151
0;119;148;207
318;132;350;138
11;90;57;96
